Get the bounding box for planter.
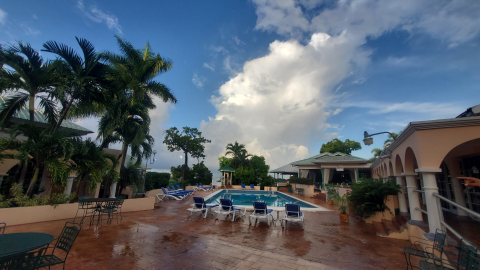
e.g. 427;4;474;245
339;213;349;223
328;200;334;205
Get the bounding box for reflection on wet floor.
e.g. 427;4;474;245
4;191;412;269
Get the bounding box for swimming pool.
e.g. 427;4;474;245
204;190;321;209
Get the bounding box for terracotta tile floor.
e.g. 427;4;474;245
4;191;412;270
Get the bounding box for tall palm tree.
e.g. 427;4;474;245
118;161;143;196
383;133;398;149
0;122;74;196
225;141;247;158
369;148;383;163
42;37;108;131
0;42;59;124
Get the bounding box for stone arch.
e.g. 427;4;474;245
388;161;394;177
436;138;480;170
404;147;418;173
395;154;404;175
0;158;20;175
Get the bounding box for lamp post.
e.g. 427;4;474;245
362;131;396;146
143;150;157;192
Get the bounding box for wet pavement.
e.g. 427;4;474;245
4;191;411;269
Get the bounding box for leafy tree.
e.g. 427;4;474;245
383;132;398;149
0;42;60;124
218;156;233;168
225;141;251;167
234;166;255;185
118;161;143;195
320;138;361;155
163;127;211;182
170;164;193;182
368;148;383;163
145;172;170;191
191;161;213;185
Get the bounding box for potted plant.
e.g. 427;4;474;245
337;193;349;223
326;187;337;205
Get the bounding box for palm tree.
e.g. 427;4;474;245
369;148;383;163
383;133;398;149
0;42;59;124
0;122;74;196
225;141;247;158
42;37;108;132
118;161;143;196
235;150;252;168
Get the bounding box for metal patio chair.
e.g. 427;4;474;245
73;196;96;224
93;200;119;225
404;229;447;270
0;247;47;270
465;251;480;270
418;238;478;270
0;222;5;234
38;222;81;270
115;197;125;220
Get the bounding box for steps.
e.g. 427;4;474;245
372;218;409;239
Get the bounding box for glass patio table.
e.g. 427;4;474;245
0;232;54;258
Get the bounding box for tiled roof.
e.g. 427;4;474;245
0;96;93;135
291;152;367;166
219;165;235;172
270;163;298;174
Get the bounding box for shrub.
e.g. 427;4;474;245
50;193;77;208
348;178;400;219
145;172;170;191
289;177;313;185
259;175;275;190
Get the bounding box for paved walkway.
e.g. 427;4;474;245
4;191;411;269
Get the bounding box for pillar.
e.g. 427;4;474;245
94;182;101;198
416;169;443;233
323;169;330;191
109;182;117;198
403;172;423;222
0;174;7;188
450;175;468;216
395;175;408;214
63;177;75;196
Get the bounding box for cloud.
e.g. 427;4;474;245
253;0;309;36
210;45;228;54
20;24;40;36
32;14;37;20
353;77;367;84
77;0;122;34
192;73;206;88
203;62;215;71
332;108;343;115
0;8;7;25
233;36;245;46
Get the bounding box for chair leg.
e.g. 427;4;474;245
73;208;80;223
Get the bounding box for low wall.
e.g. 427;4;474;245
291;184;314;197
0;197;155;226
364;195;396;224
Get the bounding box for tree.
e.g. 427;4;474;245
118;161;143;196
145;172;170;191
0;42;59;124
163;127;211;182
383;133;398;149
0;122;74;196
42;37;108;132
320;138;361;155
368;148;383;163
192;161;213;185
225;141;246;158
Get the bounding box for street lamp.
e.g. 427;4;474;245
127;115;143;122
142;150;157;193
363;131;396;146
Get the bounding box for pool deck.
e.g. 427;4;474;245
4;190;414;269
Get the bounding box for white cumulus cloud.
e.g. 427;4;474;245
77;0;122;34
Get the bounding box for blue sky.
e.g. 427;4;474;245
1;0;479;176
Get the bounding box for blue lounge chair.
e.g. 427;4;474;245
176;185;183;190
250;202;273;226
241;183;246;190
214;199;246;221
250;184;255;190
158;187;187;201
187;197;218;218
200;183;212;191
173;186;195;195
282;204;304;229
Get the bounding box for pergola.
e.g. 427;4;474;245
219;165;235;186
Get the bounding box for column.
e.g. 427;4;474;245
109;182;117;198
94;182;101;198
395;175;408;214
450;175;468;216
323;169;330;191
416;169;443;233
403;172;423;222
63;177;75;196
0;174;7;188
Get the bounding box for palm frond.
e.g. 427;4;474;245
0;93;29;125
42;40;83;74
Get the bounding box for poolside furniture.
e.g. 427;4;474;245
176;185;184;190
187;197;218;218
250;184;255;190
200;183;213;191
418;238;477;270
0;232;54;259
73;196;97;224
115;197;125;220
172;186;195;195
241;183;246;190
250;202;273;226
38;222;81;270
465;251;480;270
0;247;47;269
282;204;304;230
404;229;446;270
92;200;120;225
0;223;5;234
159;187;187;201
214;199;246;222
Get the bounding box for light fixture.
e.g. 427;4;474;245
127;115;143;122
363;131;396;146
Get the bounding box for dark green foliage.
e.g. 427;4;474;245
320;138;361;155
259;175;275;190
348;178;400;219
192;162;213;185
118;162;143;194
289;177;314;185
145;172;170;191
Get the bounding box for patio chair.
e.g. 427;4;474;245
0;222;5;234
0;247;47;270
73;196;97;224
418;238;478;270
282;204;304;230
214;199;246;221
172;186;195;195
115;197;125;220
187;197;218;218
165;187;192;197
250;202;273;226
404;229;447;270
466;251;480;270
250;184;255;190
176;185;184;190
200;183;213;191
38;222;81;270
93;200;119;225
159;187;187;201
241;183;246;190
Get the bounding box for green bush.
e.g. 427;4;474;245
145;172;170;191
348;178;400;219
289;177;313;185
259;175;274;190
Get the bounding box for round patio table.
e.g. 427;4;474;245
0;232;54;258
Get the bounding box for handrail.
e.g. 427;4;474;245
413;190;424;193
433;193;480;220
415;207;427;215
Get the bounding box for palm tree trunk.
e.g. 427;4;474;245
26;166;40;197
120;142;128;168
181;150;188;182
54;97;75;132
28;95;35;121
18;163;28;187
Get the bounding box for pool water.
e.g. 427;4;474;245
205;190;317;208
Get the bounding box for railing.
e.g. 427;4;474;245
415;207;427;215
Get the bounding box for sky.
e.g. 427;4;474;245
1;0;480;177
